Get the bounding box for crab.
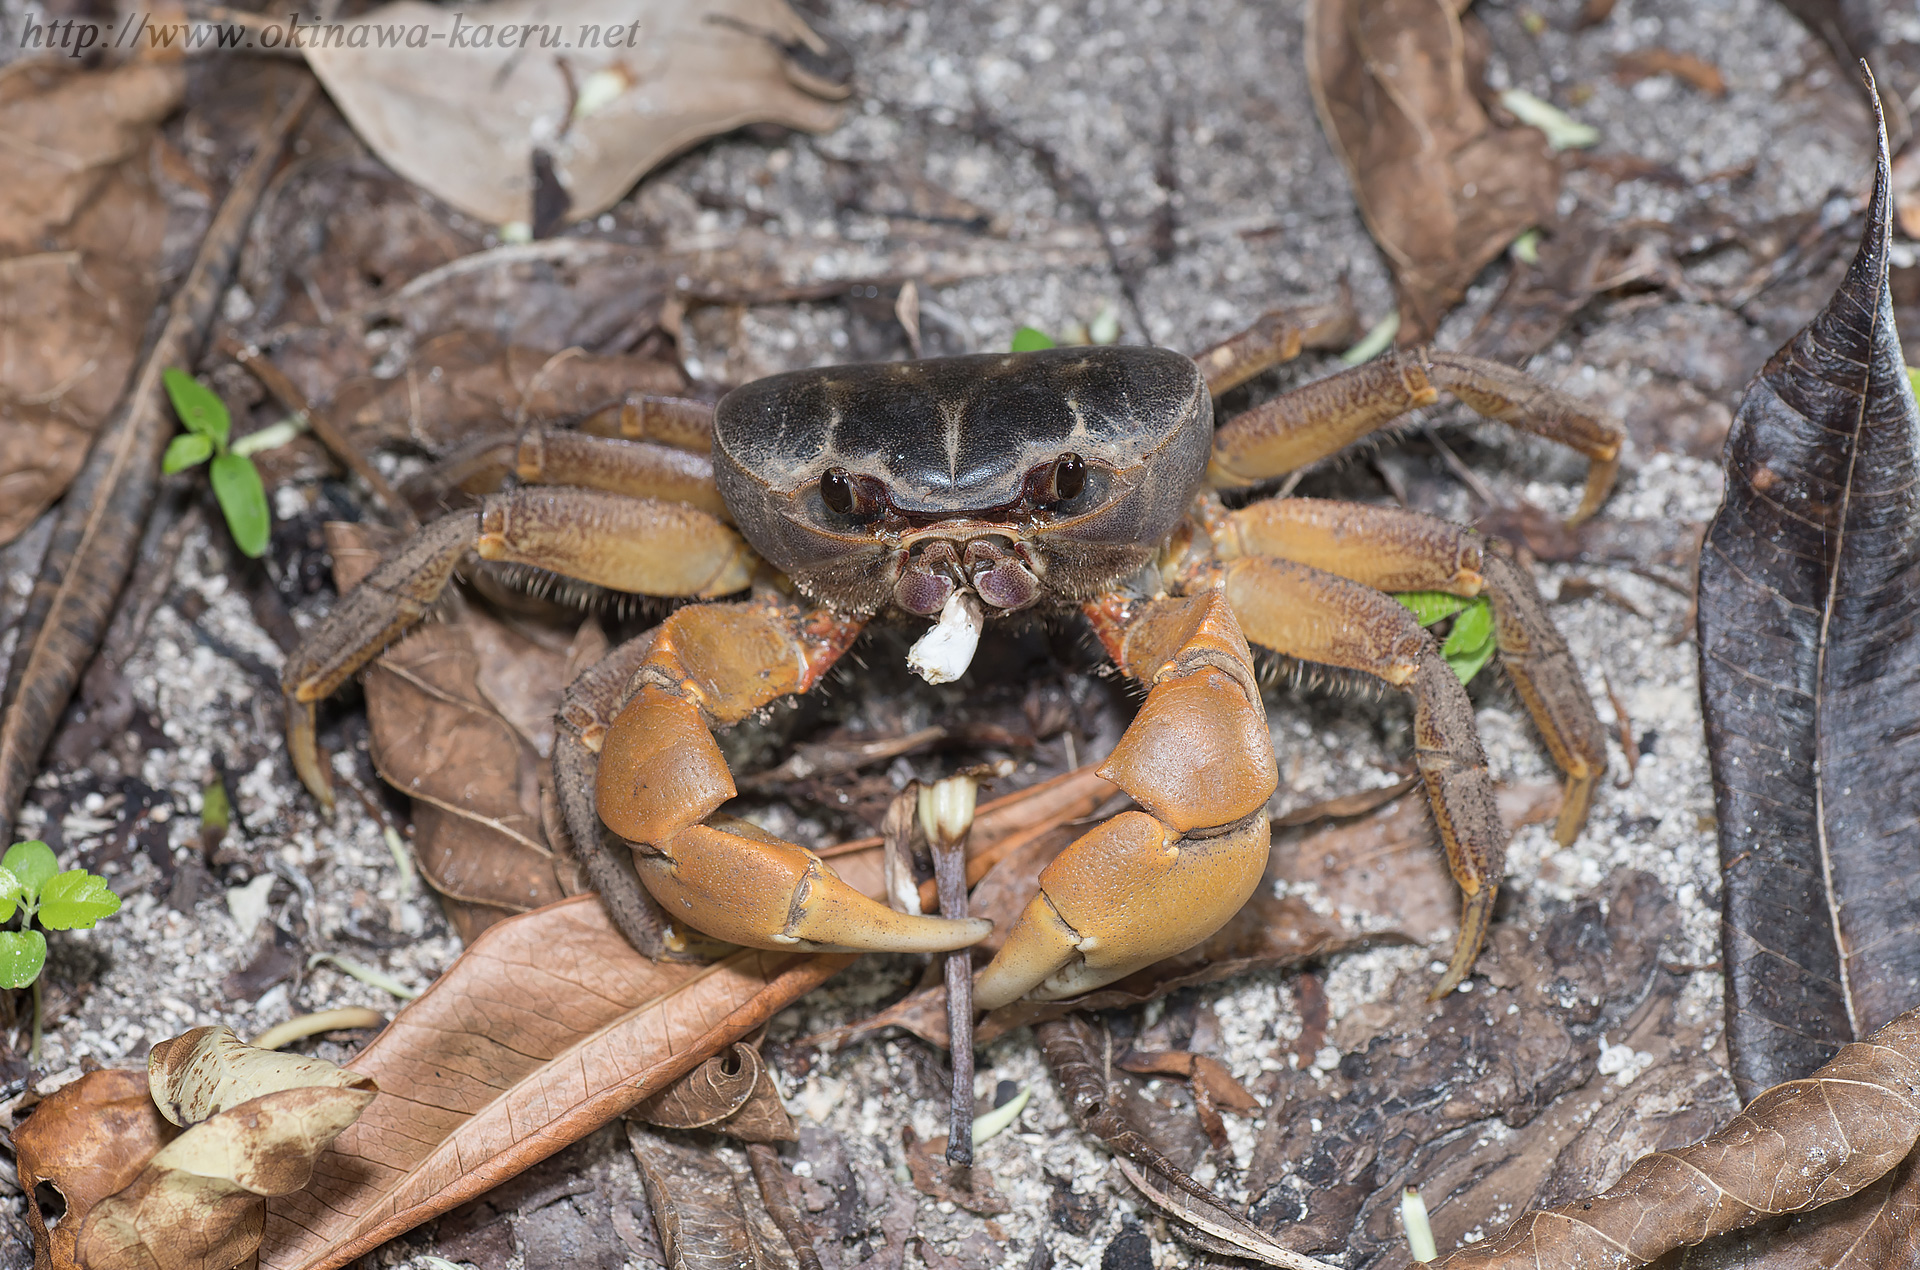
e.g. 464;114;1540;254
281;307;1617;1005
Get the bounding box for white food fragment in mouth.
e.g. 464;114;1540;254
907;590;984;685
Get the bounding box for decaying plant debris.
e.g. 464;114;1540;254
8;0;1920;1267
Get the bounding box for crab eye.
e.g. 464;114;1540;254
1051;453;1087;501
1029;453;1088;507
821;466;857;515
817;467;886;521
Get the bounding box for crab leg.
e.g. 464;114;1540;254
281;488;755;807
596;599;992;954
575;393;716;452
1189;300;1361;396
1207;347;1623;524
1204;496;1607;845
551;627;682;957
514;431;730;520
973;591;1279;1009
1211;554;1506;997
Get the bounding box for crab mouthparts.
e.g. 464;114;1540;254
892;534;1042;618
907;590;985;685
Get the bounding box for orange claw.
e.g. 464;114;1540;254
598;598;992;956
974;591;1278;1010
639;819;990;953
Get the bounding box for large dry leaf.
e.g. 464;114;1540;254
304;0;847;228
1696;104;1920;1099
0;61;184;545
1306;0;1558;342
257;896;847;1270
1431;1005;1920;1266
14;1068;178;1270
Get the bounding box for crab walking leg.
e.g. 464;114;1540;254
973;592;1279;1009
1217;556;1506;997
281;488;756;808
514;431;730;521
1188;300;1361;396
575;393;716;453
1206;347;1623;524
1206;496;1608;845
551;627;681;958
595;600;992;954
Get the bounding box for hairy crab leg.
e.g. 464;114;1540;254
1188;300;1361;396
972;591;1279;1010
574;393;716;452
551;627;682;958
1198;553;1507;998
514;431;730;521
281;488;755;808
1206;347;1623;525
1203;495;1608;845
596;599;993;954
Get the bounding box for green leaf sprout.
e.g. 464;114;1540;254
2;840;121;1060
1394;591;1498;684
162;367;273;558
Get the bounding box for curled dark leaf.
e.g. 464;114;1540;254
1697;95;1920;1099
1432;1005;1920;1267
627;1123;800;1270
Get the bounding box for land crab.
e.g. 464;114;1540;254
282;308;1618;1007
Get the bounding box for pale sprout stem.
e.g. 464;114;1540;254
1402;1185;1438;1263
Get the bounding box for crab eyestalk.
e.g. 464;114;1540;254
919;773;980;1167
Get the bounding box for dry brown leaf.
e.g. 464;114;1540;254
14;1068;178;1270
631;1042;778;1134
256;897;846;1270
1432;1005;1920;1267
327;522;590;940
303;0;848;228
0;61;184;545
1275;781;1562;944
1117;1051;1261;1114
148;1025;376;1128
1306;0;1558;341
0;61;183;251
902;1129;1010;1216
328;330;691;456
627;1123;800;1270
79;1085;377;1270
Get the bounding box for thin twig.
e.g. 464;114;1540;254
746;1144;826;1270
920;776;979;1169
0;78;316;842
220;335;418;531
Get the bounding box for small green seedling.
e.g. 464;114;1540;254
162;368;272;558
1;840;121;1060
1395;591;1497;685
1010;325;1057;352
0;841;121;989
